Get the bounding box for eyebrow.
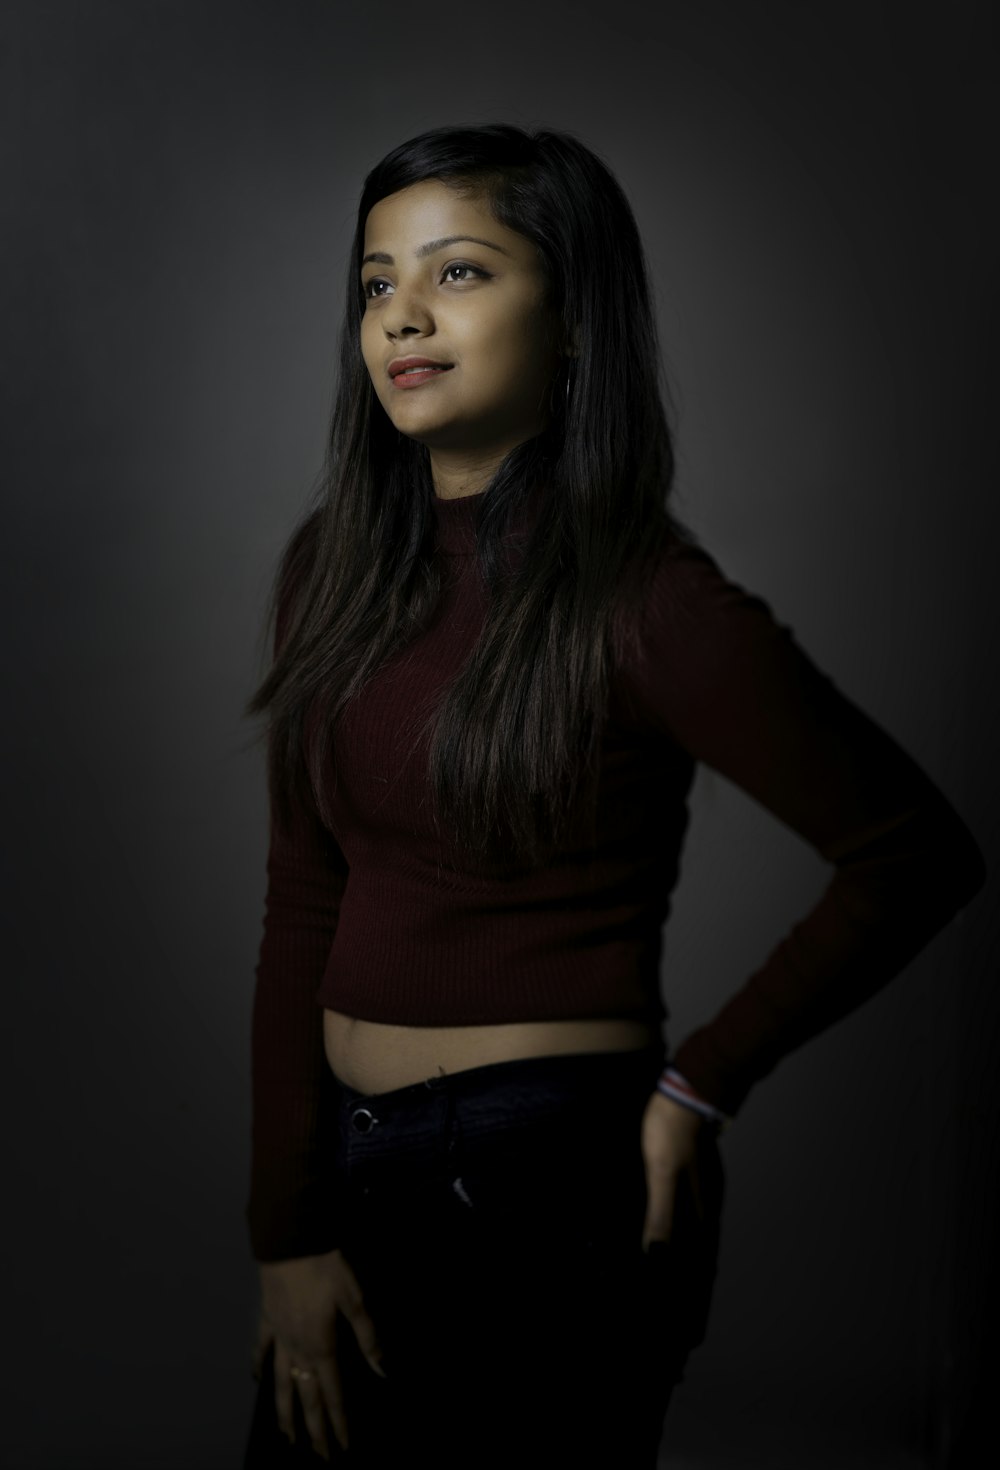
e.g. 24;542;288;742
361;235;511;268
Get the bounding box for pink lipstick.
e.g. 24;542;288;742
388;357;453;388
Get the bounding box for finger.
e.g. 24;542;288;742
315;1353;351;1454
251;1314;274;1381
294;1370;331;1462
642;1167;679;1252
337;1266;388;1378
272;1339;297;1444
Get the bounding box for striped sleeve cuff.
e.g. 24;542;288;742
656;1066;733;1130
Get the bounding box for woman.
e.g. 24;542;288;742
242;125;985;1467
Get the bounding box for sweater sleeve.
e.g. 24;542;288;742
627;541;987;1117
245;768;348;1261
245;564;349;1262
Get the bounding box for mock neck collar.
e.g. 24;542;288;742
430;485;542;558
430;490;481;556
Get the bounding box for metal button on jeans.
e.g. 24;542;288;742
351;1107;378;1134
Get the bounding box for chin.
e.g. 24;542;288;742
386;416;445;445
387;412;463;447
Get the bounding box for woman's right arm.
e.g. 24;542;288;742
246;558;386;1455
248;768;387;1457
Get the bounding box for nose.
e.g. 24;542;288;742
381;281;433;341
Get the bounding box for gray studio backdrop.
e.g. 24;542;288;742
5;2;997;1467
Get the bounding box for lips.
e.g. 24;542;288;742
388;357;452;379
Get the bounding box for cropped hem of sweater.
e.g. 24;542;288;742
246;490;986;1260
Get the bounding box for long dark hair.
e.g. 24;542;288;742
250;124;690;867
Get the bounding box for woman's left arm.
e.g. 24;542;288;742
631;539;987;1122
634;540;986;1252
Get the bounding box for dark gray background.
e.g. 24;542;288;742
4;2;997;1466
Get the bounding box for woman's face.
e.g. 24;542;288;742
360;179;562;466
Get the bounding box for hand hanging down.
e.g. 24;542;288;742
253;1247;387;1461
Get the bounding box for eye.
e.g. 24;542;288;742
441;263;490;284
363;277;393;300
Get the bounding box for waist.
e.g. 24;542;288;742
323;1011;662;1094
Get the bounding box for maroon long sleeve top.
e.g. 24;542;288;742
246;491;985;1261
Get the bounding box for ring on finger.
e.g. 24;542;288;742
289;1364;315;1383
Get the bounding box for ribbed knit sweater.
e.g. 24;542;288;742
246;491;985;1261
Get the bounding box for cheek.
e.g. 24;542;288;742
498;315;557;392
360;331;389;405
478;310;548;380
359;322;378;381
509;295;555;350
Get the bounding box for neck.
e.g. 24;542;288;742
429;449;503;501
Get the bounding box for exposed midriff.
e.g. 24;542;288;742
322;1009;660;1094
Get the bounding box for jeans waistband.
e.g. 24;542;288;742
334;1041;667;1169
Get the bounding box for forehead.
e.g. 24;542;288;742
362;178;536;263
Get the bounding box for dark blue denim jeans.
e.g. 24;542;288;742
244;1042;722;1469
